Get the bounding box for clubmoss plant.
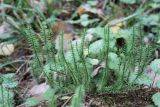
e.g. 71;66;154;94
24;23;159;106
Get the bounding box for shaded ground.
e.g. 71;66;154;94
15;69;159;107
95;88;159;107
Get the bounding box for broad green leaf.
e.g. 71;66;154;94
65;50;80;63
139;14;159;26
65;40;82;63
95;27;105;37
43;62;63;76
156;80;160;88
79;14;99;27
81;21;90;27
152;92;160;107
2;73;18;88
43;88;55;101
0;87;14;107
89;39;115;58
153;0;160;3
120;0;136;4
79;14;89;27
94;27;113;39
150;3;160;8
89;39;104;58
60;96;71;100
86;58;99;65
137;74;153;86
108;52;119;70
25;97;39;107
87;1;97;6
81;14;89;19
150;59;160;74
69;14;99;27
129;72;152;85
44;88;57;107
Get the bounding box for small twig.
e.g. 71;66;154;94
151;73;157;88
0;60;26;68
19;67;31;82
102;0;108;10
15;62;26;74
109;9;143;26
61;94;74;107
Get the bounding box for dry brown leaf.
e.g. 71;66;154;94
52;20;74;34
77;4;104;18
55;33;79;52
28;82;49;101
77;5;87;16
52;20;80;52
0;43;14;56
145;67;160;87
110;26;121;33
92;62;105;77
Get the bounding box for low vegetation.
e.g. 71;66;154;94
0;0;160;107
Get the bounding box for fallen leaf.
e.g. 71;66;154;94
60;96;71;100
145;66;160;87
91;66;103;77
91;62;105;77
55;32;80;52
0;43;14;56
77;3;104;18
107;18;125;26
110;23;123;33
87;58;99;66
28;82;49;101
25;97;39;107
110;26;121;33
77;5;87;16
